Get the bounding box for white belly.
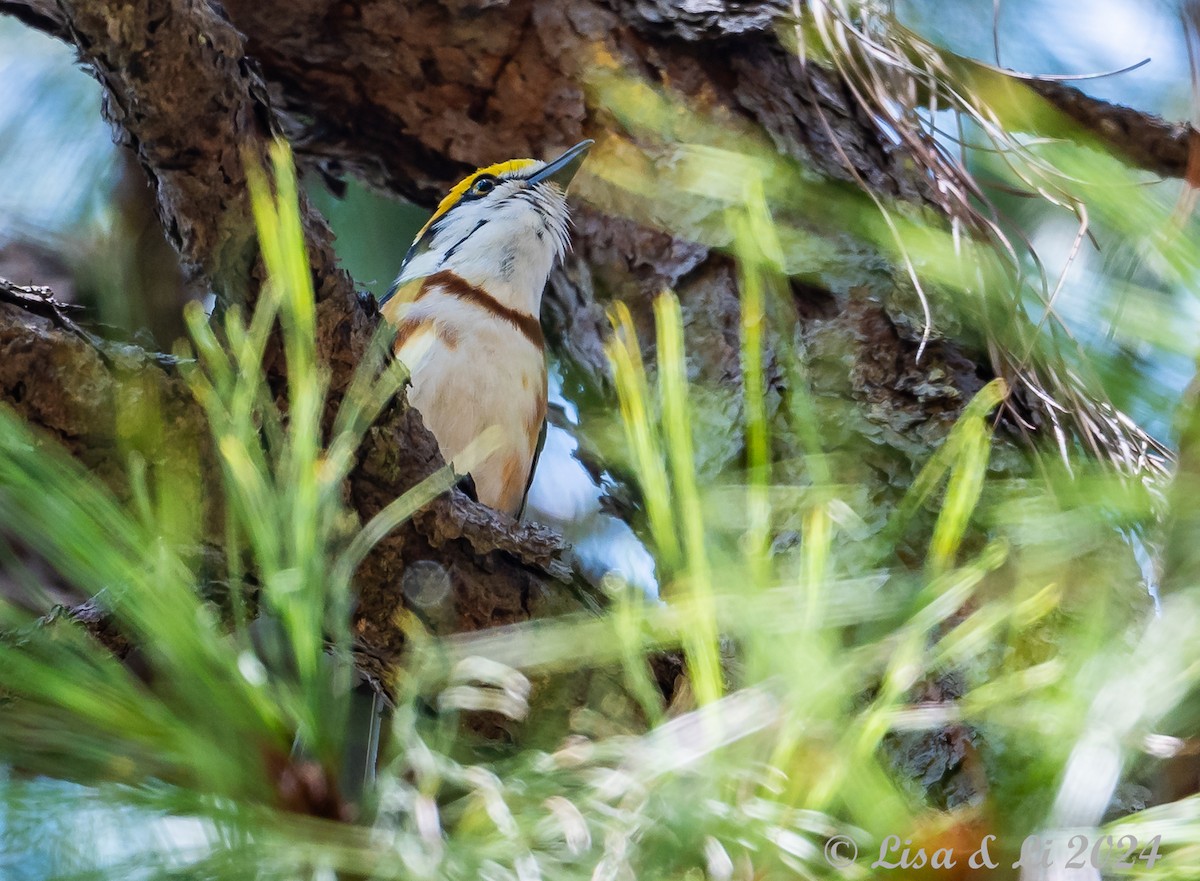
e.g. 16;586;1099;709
397;299;545;516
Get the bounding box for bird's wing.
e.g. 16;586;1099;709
517;418;547;521
379;276;423;314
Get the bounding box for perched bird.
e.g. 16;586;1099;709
380;140;592;517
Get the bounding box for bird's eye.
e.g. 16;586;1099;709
470;177;496;196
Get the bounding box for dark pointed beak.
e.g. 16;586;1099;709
526;139;593;190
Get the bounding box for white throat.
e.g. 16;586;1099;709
397;178;571;317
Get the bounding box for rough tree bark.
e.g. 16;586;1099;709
1;0;1193;785
0;0;591;681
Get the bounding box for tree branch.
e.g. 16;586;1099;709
0;0;65;39
1027;78;1198;183
0;0;597;669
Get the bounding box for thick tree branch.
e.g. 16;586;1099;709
0;0;64;39
0;280;204;479
1027;79;1198;183
0;0;597;669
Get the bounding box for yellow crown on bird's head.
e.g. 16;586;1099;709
416;158;541;241
394;140;593;281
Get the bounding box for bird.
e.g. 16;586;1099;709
379;140;592;517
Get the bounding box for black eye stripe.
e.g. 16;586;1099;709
423;172;551;244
